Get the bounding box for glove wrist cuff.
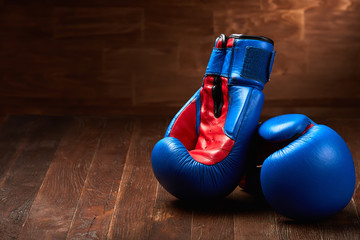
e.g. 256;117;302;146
222;35;275;87
205;34;227;76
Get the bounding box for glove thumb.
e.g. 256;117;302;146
259;114;315;142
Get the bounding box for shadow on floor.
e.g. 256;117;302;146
169;189;272;216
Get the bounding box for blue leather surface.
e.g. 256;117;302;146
221;48;233;78
259;114;315;142
205;48;226;75
221;38;274;139
229;39;275;86
152;86;266;199
152;35;275;200
259;114;356;220
152;137;246;199
224;87;264;140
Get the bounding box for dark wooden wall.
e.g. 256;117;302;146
0;0;359;116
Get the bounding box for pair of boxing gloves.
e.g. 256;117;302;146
151;34;356;220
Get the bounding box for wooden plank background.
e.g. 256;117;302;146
0;115;359;239
0;0;359;116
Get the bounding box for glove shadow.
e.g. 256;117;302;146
170;189;271;216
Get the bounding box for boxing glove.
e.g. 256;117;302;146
241;114;356;220
151;34;276;200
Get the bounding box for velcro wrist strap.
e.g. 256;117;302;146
223;37;275;88
241;47;276;85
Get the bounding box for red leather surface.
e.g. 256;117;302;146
216;39;223;48
226;38;234;48
189;76;234;165
169;99;198;151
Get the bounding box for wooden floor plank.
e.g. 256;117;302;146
191;194;235;239
277;203;360;240
0;116;71;240
233;189;278;240
0;115;359;239
18;117;105;239
318;204;360;240
0;115;38;183
107;118;166;239
277;215;324;240
66;118;134;239
148;185;192;240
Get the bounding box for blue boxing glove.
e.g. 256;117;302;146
151;34;276;200
241;114;356;220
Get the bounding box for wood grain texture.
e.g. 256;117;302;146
0;116;36;181
0;116;70;239
144;6;213;41
107;118;166;239
53;7;144;39
66;119;134;239
270;40;307;76
18;118;105;239
260;0;320;10
134;73;201;106
304;7;360;44
307;42;360;79
191;199;234;240
0;1;359;115
148;185;192;240
0;115;359;239
214;9;304;42
233;190;278;240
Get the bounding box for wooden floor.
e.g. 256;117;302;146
0;115;359;240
